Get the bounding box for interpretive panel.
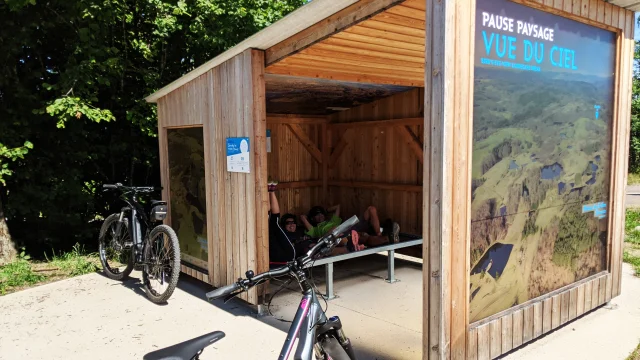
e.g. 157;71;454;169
167;127;208;269
470;0;615;322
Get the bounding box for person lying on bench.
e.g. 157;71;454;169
300;204;400;250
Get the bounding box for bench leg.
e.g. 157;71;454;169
325;263;336;300
385;249;399;283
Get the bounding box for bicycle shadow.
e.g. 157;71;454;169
97;270;170;306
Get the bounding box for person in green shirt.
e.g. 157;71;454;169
300;204;399;251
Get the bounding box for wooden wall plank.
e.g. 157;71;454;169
569;288;578;321
468;327;478;360
577;283;586;316
588;0;598;21
551;295;561;329
596;0;604;23
580;0;589;18
560;292;570;325
534;302;543;338
584;281;593;312
477;324;491;360
523;305;534;343
563;0;572;13
512;309;524;349
490;320;502;359
572;0;581;16
543;298;552;333
599;276;607;306
591;278;600;309
603;3;612;26
501;314;513;354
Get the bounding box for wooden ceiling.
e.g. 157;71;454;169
265;0;425;87
265;74;413;115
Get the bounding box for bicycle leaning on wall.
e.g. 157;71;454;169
99;183;181;303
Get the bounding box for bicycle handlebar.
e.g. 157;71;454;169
206;283;242;300
102;183;162;193
206;216;360;301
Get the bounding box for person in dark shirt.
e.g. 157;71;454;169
268;181;313;264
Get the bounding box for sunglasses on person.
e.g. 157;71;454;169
285;220;296;225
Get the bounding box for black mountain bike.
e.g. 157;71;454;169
99;183;181;303
144;216;361;360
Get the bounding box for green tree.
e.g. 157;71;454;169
0;0;304;261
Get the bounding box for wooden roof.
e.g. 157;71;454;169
147;0;638;102
266;0;425;87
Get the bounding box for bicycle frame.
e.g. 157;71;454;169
280;289;324;359
115;192;152;261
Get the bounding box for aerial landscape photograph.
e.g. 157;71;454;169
469;0;617;322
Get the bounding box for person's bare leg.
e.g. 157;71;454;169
363;206;382;236
361;234;389;247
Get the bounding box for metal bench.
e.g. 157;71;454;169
304;237;423;299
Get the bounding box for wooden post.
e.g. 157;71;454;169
423;0;475;358
322;123;330;204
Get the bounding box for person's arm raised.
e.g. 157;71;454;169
327;204;341;218
300;214;313;231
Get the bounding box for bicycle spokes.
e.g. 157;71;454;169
145;232;175;295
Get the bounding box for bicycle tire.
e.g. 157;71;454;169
98;213;134;280
320;336;353;360
142;225;181;303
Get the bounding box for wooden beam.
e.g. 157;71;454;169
397;125;424;163
265;0;406;65
330;117;423;131
286;124;323;164
266;62;423;87
329;132;350;169
277;180;323;189
322;124;329;203
266;115;328;125
329;180;422;193
423;0;465;357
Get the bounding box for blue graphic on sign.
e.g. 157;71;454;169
594;105;601;120
226;137;250;173
582;202;607;219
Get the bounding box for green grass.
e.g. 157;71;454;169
624;209;640;277
0;243;99;296
629;173;640;185
627;342;640;360
0;258;45;295
45;243;99;277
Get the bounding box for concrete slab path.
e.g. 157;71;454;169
1;257;639;359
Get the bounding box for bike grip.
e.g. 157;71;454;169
103;184;117;189
206;283;241;300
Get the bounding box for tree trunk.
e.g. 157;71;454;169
0;187;17;266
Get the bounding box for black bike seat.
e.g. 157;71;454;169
150;200;167;206
143;331;225;360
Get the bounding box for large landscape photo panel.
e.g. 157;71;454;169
470;0;615;323
167;127;208;270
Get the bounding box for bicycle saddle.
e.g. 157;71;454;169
143;331;225;360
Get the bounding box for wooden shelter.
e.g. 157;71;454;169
146;0;637;358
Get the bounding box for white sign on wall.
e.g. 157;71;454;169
226;137;250;173
266;129;272;153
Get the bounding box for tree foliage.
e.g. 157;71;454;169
0;0;304;255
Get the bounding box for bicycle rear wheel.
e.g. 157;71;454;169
142;225;181;303
98;213;134;280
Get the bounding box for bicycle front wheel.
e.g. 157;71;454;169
142;225;181;303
